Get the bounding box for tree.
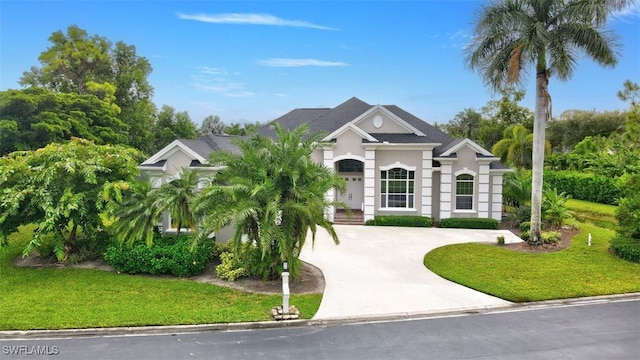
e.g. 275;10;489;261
443;108;483;140
546;110;626;152
492;125;550;169
112;41;156;154
198;115;226;135
0;88;129;155
478;89;534;149
153;105;198;151
0;138;142;259
224;122;245;136
109;169;201;246
20;25;112;95
617;80;640;146
466;0;629;245
18;25;156;154
194;124;345;279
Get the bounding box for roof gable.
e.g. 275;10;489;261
438;138;493;157
142;140;209;165
351;105;426;136
323;123;378;142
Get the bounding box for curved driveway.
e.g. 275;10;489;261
300;225;522;320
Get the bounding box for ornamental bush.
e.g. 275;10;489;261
609;237;640;263
544;170;622;205
439;218;499;229
365;215;432;227
104;234;212;277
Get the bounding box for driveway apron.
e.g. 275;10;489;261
300;225;522;320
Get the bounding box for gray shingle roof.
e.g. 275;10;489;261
175;134;242;161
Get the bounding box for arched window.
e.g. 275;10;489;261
380;168;415;208
455;174;474;210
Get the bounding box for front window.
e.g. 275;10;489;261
380;168;414;208
456;174;474;210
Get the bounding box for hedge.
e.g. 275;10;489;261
365;215;432;227
544;170;622;205
104;235;212;277
609;237;640;263
439;217;499;230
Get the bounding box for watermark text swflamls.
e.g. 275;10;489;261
2;345;60;356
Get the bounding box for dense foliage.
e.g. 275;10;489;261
465;0;628;246
365;216;432;227
609;237;640;263
0;139;142;259
544;171;623;205
0;88;128;155
104;234;212;277
439;218;499;230
194;124;345;280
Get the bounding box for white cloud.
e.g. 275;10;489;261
191;67;254;97
449;30;471;48
258;58;348;67
177;13;337;30
613;2;640;19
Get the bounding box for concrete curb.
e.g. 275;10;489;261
2;293;638;340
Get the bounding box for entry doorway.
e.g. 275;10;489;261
336;159;364;210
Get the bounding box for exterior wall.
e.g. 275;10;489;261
432;171;441;221
357;112;411;134
311;149;323;164
490;174;505;221
333;130;365;158
164;150;195;176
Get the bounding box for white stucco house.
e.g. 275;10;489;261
140;97;510;232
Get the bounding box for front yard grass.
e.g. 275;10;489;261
0;227;321;331
424;222;640;302
566;199;618;230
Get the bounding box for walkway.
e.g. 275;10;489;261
300;225;522;320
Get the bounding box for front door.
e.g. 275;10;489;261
338;174;364;210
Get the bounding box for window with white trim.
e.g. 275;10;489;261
455;174;474;210
380;168;415;208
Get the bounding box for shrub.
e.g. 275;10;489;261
520;231;530;241
544;170;622;205
542;188;572;228
541;231;561;244
215;251;248;281
496;236;505;246
439;218;499;230
104;235;212;277
507;206;531;227
365;215;432;227
519;221;531;232
609;237;640;263
615;173;640;240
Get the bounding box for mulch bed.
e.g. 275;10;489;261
499;222;580;253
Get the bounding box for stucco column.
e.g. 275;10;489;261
421;150;433;218
323;148;335;222
439;160;454;220
491;174;504;221
363;149;376;222
478;163;491;218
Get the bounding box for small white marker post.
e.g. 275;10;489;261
282;261;290;315
588;233;592;247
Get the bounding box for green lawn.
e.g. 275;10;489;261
425;222;640;302
566;199;618;230
0;227;321;331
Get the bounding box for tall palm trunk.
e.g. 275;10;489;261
530;65;549;246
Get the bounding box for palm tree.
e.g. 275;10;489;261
110;169;201;246
492;125;534;169
466;0;631;245
195;123;346;279
156;169;200;235
492;124;552;169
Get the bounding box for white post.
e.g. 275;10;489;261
588;233;592;247
282;262;290;314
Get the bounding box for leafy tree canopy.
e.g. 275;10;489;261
0;138;143;259
0;88;129;155
18;25;156;154
153;105;198;152
194;124;345;279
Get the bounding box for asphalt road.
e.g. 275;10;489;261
2;299;639;360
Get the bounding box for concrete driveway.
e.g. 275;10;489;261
299;225;522;320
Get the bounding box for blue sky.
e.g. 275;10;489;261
1;0;639;126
